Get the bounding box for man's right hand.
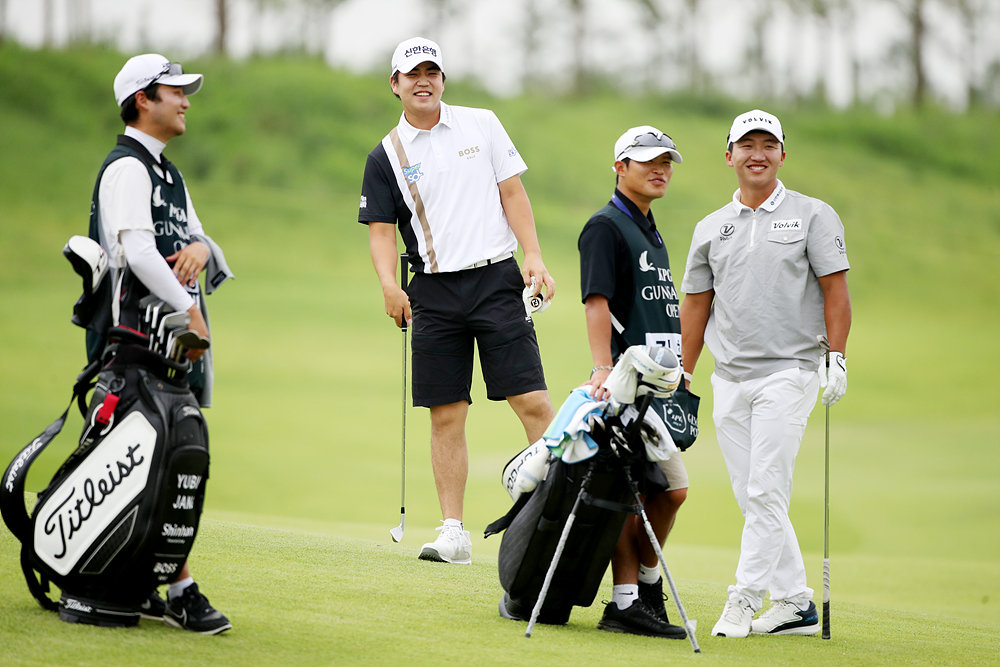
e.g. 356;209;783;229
384;284;411;329
186;305;210;361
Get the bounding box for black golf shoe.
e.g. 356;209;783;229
140;590;166;621
597;599;687;639
638;578;671;624
163;583;232;635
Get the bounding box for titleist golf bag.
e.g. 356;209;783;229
0;328;211;627
485;409;662;625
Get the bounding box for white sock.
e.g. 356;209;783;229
612;584;639;609
168;576;194;601
442;518;464;529
638;564;661;585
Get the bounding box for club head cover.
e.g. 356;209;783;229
63;235;109;295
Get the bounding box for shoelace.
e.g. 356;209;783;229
760;600;797;620
722;598;752;623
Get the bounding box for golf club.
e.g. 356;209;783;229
390;253;408;543
156;311;190;356
818;334;832;640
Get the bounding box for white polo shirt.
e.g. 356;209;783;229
681;180;850;381
359;102;527;273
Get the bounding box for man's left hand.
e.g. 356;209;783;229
166;241;210;288
819;351;847;406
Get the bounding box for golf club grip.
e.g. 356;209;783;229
399;253;409;332
822;600;830;638
822;557;831;638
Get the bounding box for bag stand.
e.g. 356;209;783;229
523;395;701;653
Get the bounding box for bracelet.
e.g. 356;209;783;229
591;365;614;375
683;372;693;383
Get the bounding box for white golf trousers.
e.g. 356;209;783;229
711;367;819;609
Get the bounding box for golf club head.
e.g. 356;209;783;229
389;514;404;542
174;330;210;351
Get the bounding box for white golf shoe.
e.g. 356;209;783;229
710;596;756;638
751;600;820;635
418;522;472;564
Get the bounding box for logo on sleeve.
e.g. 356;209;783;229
359;195;367;209
402;163;424;184
835;236;845;254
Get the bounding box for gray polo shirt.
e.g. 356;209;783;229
681;180;849;381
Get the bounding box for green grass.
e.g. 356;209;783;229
1;44;998;664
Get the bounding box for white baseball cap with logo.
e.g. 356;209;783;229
727;109;784;147
391;37;444;76
113;53;203;107
613;125;683;171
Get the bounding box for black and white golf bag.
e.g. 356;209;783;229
1;330;211;627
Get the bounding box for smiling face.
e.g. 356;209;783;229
726;130;785;196
136;84;190;142
615;153;674;213
390;61;444;128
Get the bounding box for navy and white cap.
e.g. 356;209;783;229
613;125;683;169
113;53;203;107
391;37;444;76
727;109;784;146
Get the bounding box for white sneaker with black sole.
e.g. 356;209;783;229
751;600;820;635
711;596;756;638
418;522;472;564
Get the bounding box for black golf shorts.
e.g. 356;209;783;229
408;258;547;407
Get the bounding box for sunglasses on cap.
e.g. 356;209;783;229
616;131;678;160
152;62;184;83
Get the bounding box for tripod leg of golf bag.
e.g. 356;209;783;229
524;460;597;638
621;463;701;653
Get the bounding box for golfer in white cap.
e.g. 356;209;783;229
680;110;851;638
88;54;232;634
358;37;556;565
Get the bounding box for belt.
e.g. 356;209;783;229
461;252;513;271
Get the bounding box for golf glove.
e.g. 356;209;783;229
818;351;847;406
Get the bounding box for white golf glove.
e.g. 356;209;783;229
818;351;847;406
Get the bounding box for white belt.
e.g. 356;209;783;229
461;252;513;271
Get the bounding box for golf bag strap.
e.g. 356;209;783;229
21;542;58;612
0;360;100;543
579;491;638;514
484;492;532;538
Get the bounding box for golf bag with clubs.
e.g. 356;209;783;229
0;237;211;627
486;345;687;630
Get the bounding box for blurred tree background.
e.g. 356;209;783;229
3;0;998;111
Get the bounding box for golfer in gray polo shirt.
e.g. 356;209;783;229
679;110;851;639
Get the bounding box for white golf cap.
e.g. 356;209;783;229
391;37;444;76
727;109;784;146
613;125;683;169
113;53;203;107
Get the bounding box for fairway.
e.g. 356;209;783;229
1;46;999;664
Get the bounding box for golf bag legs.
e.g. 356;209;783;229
622;467;701;653
524;463;597;637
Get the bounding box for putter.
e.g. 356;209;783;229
818;335;832;640
390;253;408;543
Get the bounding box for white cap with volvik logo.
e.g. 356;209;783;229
113;53;203;107
391;37;444;76
727;110;784;146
